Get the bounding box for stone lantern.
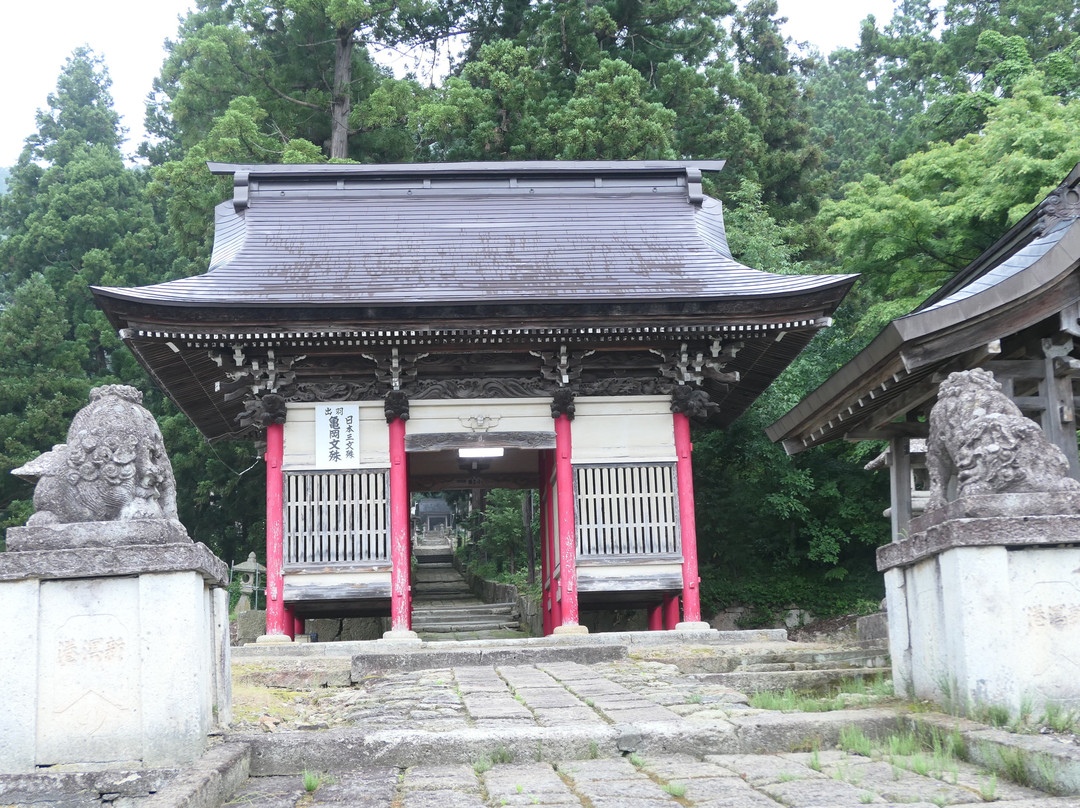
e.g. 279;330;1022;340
232;551;265;613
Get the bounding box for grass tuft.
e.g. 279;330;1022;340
302;770;323;793
491;744;515;764
662;782;687;797
838;726;874;757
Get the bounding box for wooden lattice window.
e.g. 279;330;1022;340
284;470;390;564
574;463;680;557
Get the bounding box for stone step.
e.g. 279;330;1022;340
412;603;516;618
412;568;462;581
693;667;894;695
411;578;472;590
737;656;888;673
412;587;474;600
411;611;517;623
415;554;454;565
412;620;522;633
411;606;516;620
411;610;517;625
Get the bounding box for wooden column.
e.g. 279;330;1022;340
264;422;291;638
1042;340;1080;478
538;451;552;636
663;594;680;630
674;412;702;624
889;436;912;544
648;602;664;631
549;460;562;631
553;414;581;630
293;615;305;638
388;417;412;632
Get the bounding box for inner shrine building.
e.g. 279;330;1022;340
93;160;855;639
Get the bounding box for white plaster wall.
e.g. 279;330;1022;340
0;572;226;772
284;402;389;469
888;545;1080;715
407;398;552;435
571;396;675;463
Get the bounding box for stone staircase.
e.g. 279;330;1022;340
410;561;524;639
652;643;891;693
412;527;455;565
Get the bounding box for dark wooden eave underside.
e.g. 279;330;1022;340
112;304;836;442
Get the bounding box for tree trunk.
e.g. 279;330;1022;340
330;25;354;160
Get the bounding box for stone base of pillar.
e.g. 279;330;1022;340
880;495;1080;718
381;629;421;643
255;633;294;644
0;540;230;773
552;624;589;636
674;621;712;631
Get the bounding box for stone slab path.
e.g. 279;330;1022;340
228;651;1080;805
227;753;1080;808
233;658;759;733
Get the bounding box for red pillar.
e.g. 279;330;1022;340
538;452;552;636
674;412;702;624
648;602;664;631
388;417;412;632
293;615;305;638
554;414;580;629
663;594;680;630
264;422;290;637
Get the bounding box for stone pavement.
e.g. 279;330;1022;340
232;658;772;733
227;649;1080;805
227;752;1080;807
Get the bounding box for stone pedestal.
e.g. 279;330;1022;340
879;495;1080;716
0;522;230;773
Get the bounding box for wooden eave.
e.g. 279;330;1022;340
767;217;1080;454
92;159;859;441
111;309;837;442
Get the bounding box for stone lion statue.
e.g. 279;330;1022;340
926;368;1080;511
13;385;179;525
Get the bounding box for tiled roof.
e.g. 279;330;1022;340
94;161;853;308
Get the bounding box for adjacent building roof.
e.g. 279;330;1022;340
93;160;857;441
767;163;1080;454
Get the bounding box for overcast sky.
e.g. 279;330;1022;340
0;0;902;170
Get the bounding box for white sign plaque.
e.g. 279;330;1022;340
315;404;360;468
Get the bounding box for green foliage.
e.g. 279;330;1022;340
821;79;1080;337
301;770;323;792
459;488;540;596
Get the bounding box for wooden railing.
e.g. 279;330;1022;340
573;463;680;557
284;470;390;565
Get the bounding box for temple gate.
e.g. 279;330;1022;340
93;160;854;640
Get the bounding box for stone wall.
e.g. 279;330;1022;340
233;611;386;644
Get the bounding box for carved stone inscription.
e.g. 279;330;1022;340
36;578;141;764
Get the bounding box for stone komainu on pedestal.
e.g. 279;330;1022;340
0;385;231;773
13;385;179;526
880;368;1080;718
926;368;1080;510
